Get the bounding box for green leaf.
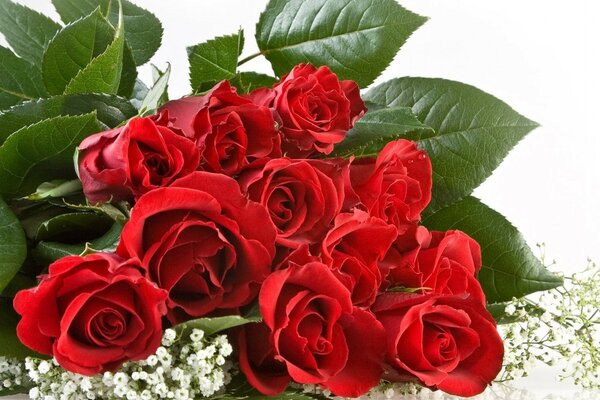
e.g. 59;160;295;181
0;386;31;396
32;220;123;265
131;78;149;109
51;0;163;66
256;0;427;87
1;272;36;297
0;298;39;358
35;212;113;242
0;113;101;199
174;315;261;338
0;94;136;144
188;30;244;91
422;196;563;303
52;199;129;223
140;63;170;114
487;301;546;325
19;203;69;240
230;72;278;94
117;41;138;98
42;8;117;95
0;197;26;292
27;179;82;201
64;5;125;95
0;46;47;111
0;0;61;67
364;78;540;213
332;107;435;157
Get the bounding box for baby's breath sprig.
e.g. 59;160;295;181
0;356;28;393
498;251;600;389
25;328;233;400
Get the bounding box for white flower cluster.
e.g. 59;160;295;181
303;381;545;400
0;356;27;393
24;328;234;400
354;382;423;400
498;257;600;389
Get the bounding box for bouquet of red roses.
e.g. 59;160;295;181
0;0;570;399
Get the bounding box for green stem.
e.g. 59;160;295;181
238;52;263;66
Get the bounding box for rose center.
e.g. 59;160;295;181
91;309;126;342
144;153;170;178
423;326;458;367
267;187;294;226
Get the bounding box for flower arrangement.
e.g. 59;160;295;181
0;0;597;399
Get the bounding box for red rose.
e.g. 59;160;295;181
13;253;167;375
321;210;397;307
239;158;347;249
78;114;200;203
347;139;432;227
160;81;280;175
246;262;386;397
250;64;366;157
237;322;291;395
383;228;486;305
373;293;504;397
116;171;276;324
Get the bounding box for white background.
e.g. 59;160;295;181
3;0;600;399
7;0;598;274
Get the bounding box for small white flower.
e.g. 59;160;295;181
113;372;129;386
146;355;159;367
38;361;51;374
384;388;395;399
162;329;177;347
140;390;152;400
190;329;204;343
505;304;517;316
174;388;190;400
63;381;77;394
219;342;233;357
29;387;40;399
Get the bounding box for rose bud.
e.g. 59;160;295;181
373;293;504;397
78;113;200;203
249;64;366;157
13;253;167;376
382;228;486;305
346;139;432;227
116;171;276;324
248;262;386;397
160;81;281;176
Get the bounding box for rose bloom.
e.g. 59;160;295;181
373;293;504;397
237;322;291;395
116;171;276;324
347;139;432;227
13;253;167;375
240;262;386;397
78;113;200;203
321;210;397;307
249;64;366;157
382;227;486;305
160;81;280;175
239;158;347;249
